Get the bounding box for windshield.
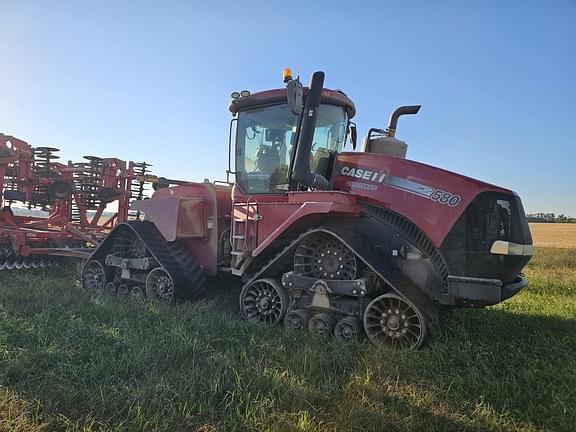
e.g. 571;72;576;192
235;104;348;194
310;104;348;174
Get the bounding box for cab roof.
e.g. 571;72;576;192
229;87;356;118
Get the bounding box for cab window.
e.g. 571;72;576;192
235;104;348;194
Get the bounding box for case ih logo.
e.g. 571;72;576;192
339;164;462;207
340;166;387;183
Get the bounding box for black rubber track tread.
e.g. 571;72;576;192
243;229;313;283
125;221;206;300
164;240;207;299
361;203;449;281
240;225;439;330
85;221;206;300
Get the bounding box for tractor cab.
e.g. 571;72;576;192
228;72;355;195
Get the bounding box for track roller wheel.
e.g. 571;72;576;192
130;285;146;300
104;282;118;296
334;316;363;342
145;267;175;303
240;278;288;325
363;293;428;349
117;283;130;297
82;260;107;291
307;312;337;337
284;309;313;331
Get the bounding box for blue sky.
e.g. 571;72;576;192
1;1;574;215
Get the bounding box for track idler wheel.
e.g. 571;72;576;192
334;316;363;342
240;278;288;325
145;267;175;303
363;293;428;349
284;309;313;331
82;260;108;291
307;312;337;337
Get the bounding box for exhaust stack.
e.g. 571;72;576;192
387;105;421;137
291;71;330;190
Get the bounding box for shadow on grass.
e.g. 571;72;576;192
380;307;576;431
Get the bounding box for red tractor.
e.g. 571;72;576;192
81;70;533;348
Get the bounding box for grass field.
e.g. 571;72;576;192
529;223;576;249
0;247;575;431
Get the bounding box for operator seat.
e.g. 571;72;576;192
255;144;280;174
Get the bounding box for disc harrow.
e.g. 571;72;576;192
0;133;154;273
0;246;60;271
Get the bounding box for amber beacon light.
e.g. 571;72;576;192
283;67;293;83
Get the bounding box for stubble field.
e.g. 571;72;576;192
528;223;576;249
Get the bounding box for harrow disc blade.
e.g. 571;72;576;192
14;255;25;269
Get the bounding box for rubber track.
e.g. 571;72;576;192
97;221;206;299
241;225;438;327
361;204;449;281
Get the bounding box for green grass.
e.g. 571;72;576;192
0;248;575;431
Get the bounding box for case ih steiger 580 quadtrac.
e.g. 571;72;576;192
81;70;533;349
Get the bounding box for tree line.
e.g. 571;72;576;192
527;213;576;223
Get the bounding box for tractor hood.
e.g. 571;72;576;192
332;152;520;247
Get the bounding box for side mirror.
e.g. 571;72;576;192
287;79;304;115
349;122;357;150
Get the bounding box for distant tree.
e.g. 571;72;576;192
527;212;575;223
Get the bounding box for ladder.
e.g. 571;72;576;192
230;199;257;269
